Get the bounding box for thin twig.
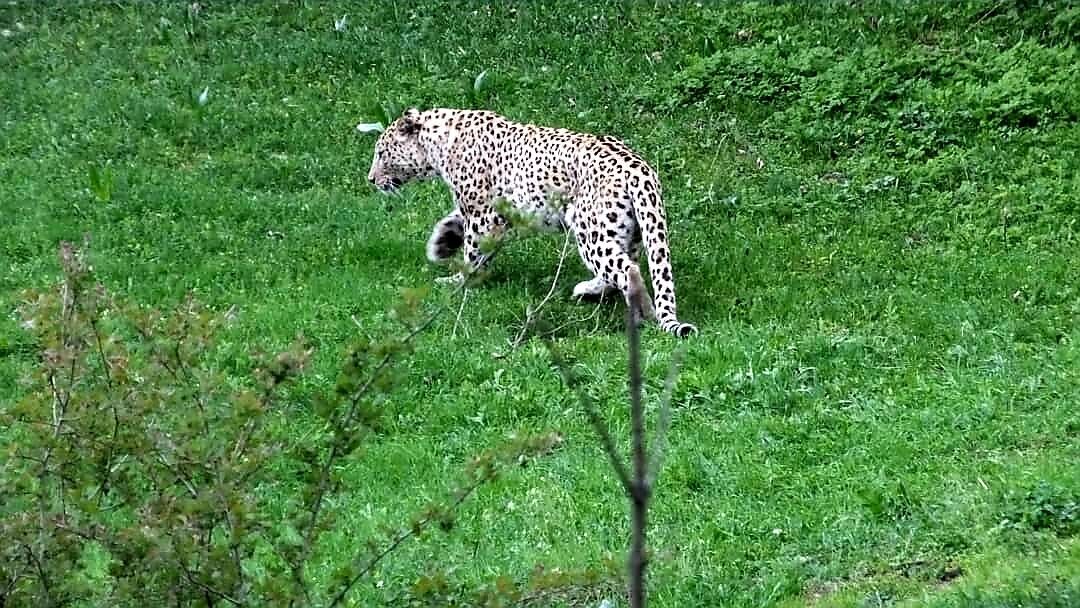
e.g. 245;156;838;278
21;542;51;607
177;558;242;607
544;283;675;608
131;310;215;446
52;522;101;543
326;443;516;608
64;339;78;413
90;318;124;502
153;450;198;498
452;287;470;339
293;239;498;604
230;418;258;462
172;314;212;438
90;318;113;389
328;496;473;607
508;231;573;349
291;280;468;607
46;374;63;430
40;344;75;595
221;507;247;603
511;576;622;608
303;303;446;537
965;0;1008;34
545;299;604;338
646;345;687;489
543;341;633;492
2;577;16;603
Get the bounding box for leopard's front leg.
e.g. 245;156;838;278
462;203;508;274
426;208;465;263
436;195;506;285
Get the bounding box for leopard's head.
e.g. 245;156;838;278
366;108;435;193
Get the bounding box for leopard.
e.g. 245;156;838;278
366;107;697;338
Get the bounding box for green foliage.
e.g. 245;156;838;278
0;243;563;606
999;481;1079;537
858;480;915;522
651;0;1080;243
87;164;114;202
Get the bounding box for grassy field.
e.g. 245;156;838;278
2;1;1079;606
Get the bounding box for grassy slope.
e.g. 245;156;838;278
1;1;1078;606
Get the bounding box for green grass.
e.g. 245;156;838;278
2;1;1079;605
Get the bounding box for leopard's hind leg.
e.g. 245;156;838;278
570;198;655;325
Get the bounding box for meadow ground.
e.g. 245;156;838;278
1;1;1079;606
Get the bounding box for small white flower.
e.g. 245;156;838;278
197;86;209;106
334;14;347;32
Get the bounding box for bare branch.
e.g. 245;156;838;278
221;507;248;603
544;282;677;608
51;522;101;543
327;490;477;608
966;0;1009;33
626;306;649;608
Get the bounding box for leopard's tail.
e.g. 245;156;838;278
631;185;697;338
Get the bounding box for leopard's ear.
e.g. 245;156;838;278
398;108;423;135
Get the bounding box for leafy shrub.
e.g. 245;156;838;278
0;240;564;607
